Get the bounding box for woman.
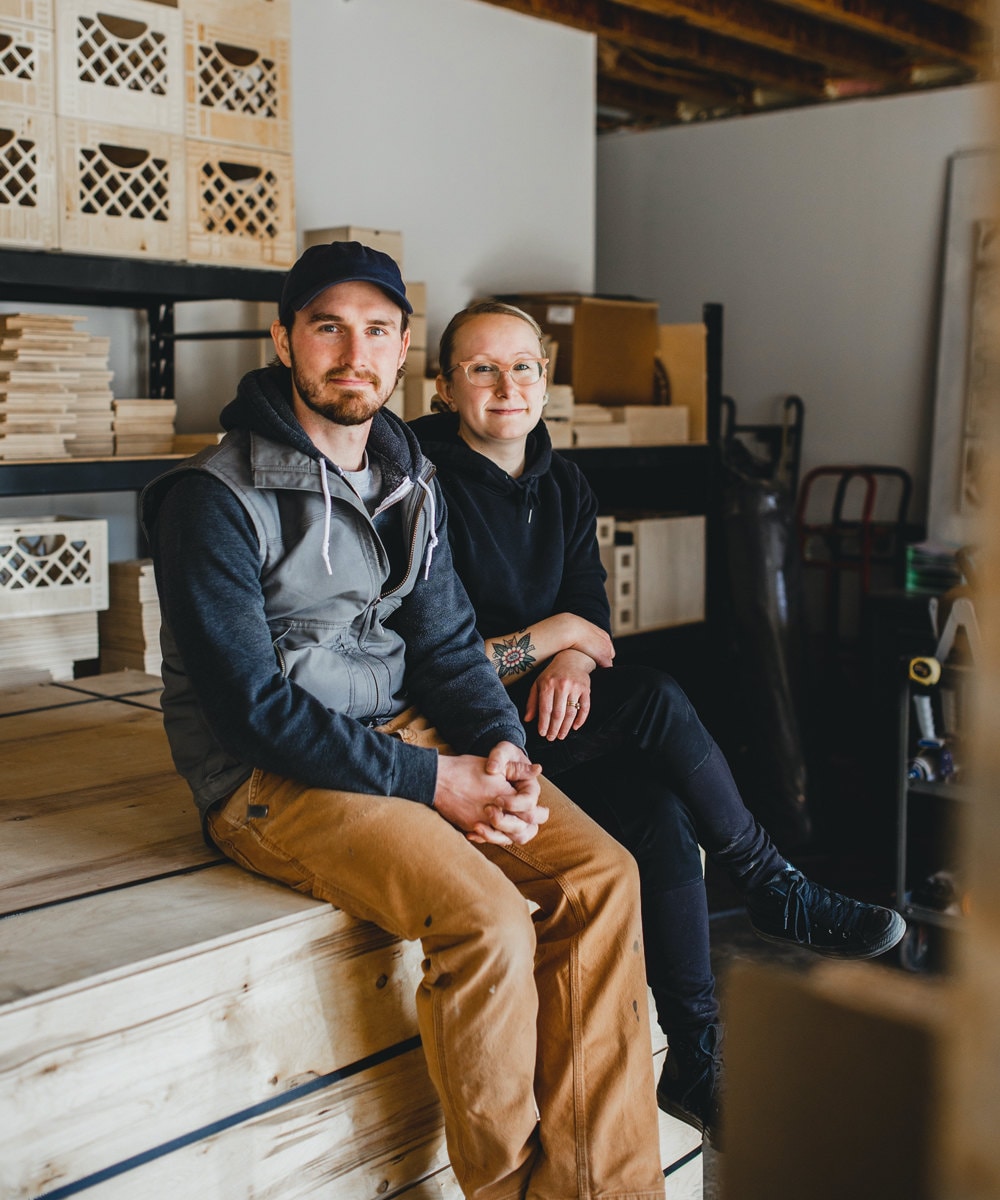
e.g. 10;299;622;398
410;301;905;1142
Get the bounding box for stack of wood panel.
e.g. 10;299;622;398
98;558;161;674
0;673;703;1199
112;399;177;456
0;311;114;459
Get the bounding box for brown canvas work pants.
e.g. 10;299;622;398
207;709;665;1200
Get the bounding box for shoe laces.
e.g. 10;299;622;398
777;869;861;941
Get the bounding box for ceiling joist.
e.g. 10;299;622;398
475;0;993;129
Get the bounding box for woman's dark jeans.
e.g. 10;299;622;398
512;664;786;1036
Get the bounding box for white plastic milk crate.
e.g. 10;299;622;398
57;116;186;258
0;0;51;27
185;138;294;267
184;15;290;152
0;516;108;620
55;0;184;132
179;0;289;37
0;105;56;248
0;17;54;110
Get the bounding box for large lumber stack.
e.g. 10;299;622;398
0;673;703;1199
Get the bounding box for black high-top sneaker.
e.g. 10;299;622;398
745;866;906;959
656;1022;723;1146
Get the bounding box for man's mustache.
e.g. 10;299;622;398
324;369;380;386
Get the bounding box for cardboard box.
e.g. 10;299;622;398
494;293;658;407
304;225;403;270
658;324;707;442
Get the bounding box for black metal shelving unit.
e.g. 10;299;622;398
894;656;972;970
0;247;285;501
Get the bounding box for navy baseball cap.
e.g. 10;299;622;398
278;240;412;325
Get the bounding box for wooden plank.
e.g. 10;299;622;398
0;700;216;914
71;1046;449;1200
0;868;426;1198
56;669;163;700
0;680;97;716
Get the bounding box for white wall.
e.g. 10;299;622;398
595;83;997;527
289;0;595;354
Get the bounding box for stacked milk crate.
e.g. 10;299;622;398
0;515;108;683
0;0;57;249
0;0;294;266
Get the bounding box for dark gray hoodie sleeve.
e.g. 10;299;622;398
150;472;440;804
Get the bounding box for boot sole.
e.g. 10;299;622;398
657;1087;721;1149
750;910;907;960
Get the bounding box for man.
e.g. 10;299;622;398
141;241;665;1200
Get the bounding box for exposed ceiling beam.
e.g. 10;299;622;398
597;76;688;122
477;0;838;94
472;0;992;132
598;38;751;102
610;0;981;73
762;0;986;67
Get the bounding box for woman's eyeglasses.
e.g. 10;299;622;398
445;359;548;388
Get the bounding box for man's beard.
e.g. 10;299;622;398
292;362;397;427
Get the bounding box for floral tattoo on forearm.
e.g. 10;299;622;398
491;630;537;678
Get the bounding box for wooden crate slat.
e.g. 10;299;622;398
0;868;426;1196
60;1045;449;1200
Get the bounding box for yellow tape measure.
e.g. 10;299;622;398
909;656;942;686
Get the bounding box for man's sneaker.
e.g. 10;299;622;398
745;865;906;960
656;1022;723;1147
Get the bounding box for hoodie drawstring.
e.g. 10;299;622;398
416;477;439;579
318;458;334;576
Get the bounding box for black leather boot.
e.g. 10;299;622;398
656;1021;723;1147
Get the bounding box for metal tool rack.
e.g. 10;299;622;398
895;643;974;971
